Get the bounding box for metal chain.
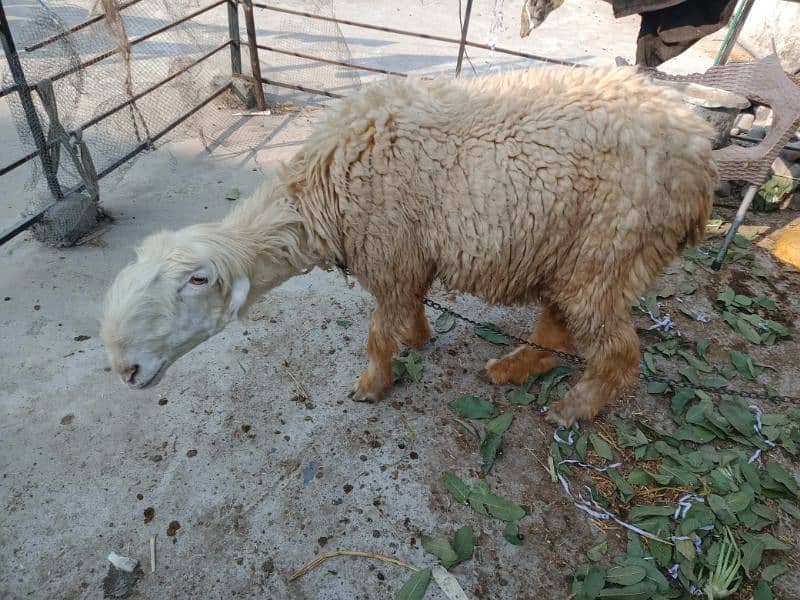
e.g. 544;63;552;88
421;298;798;404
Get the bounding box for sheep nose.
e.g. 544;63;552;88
121;364;139;384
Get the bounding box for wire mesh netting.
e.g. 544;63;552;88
0;0;365;244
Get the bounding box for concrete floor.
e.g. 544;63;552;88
0;1;744;598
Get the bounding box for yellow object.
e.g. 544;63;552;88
772;221;800;269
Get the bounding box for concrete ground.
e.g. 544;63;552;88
4;1;788;599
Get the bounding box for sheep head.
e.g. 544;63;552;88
100;224;252;389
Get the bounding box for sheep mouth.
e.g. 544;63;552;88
131;362;167;389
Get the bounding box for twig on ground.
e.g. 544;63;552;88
289;550;418;582
149;535;156;573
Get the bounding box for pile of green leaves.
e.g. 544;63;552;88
449;395;515;473
443;472;527;545
715;286;790;346
565;386;799;599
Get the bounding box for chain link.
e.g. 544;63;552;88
422;298;798;404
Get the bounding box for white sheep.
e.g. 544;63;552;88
101;66;717;425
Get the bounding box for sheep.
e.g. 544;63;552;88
100;65;717;425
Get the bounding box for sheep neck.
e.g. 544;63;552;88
221;193;316;302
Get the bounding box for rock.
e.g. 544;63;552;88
753;105;773;128
738;0;800;74
733;112;755;132
773;157;800;180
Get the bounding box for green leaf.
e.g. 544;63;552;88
590;434;614;461
474;322;511;345
225;187;240;201
404;353;423;382
586;541;608;562
643;352;657;375
778;499;800;520
537;366;573;406
480;432;503;473
740;532;791;551
506;387;535;405
708;494;737;525
671;389;695;415
718;398;757;438
503;521;523;546
392;359;407;382
760;564;789;583
434;311;456;334
452;525;475;560
467;481;526;522
756;296;776;310
641;291;660;318
606;566;646;586
421;536;459;569
766;462;799;496
730;350;759;380
674;424;717;443
396;567;431;600
628;505;676;521
583;567;607;600
449;396;498;419
616;423;648;448
678;350;713;373
576;433;589;462
596;581;657;599
608;468;634;502
453;418;477;437
646;380;669;394
754;580;774;600
725;484;755;513
486;412;513;434
736;317;764;344
717;286;736;306
627;469;654;486
442;472;470;503
733;294;753;308
741;540;765;577
681;281;698;295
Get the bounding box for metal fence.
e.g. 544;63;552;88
0;0;576;247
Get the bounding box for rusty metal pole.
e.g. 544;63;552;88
455;0;474;77
226;0;242;75
0;0;62;199
240;0;266;110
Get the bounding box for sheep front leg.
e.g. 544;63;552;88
547;318;639;426
352;300;432;402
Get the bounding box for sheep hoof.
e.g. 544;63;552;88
351;376;386;403
547;393;599;427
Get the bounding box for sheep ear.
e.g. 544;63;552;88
228;277;251;320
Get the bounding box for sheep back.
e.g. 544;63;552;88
283;66;718;312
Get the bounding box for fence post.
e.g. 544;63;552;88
226;0;242;74
240;0;267;110
0;1;63;199
455;0;474;77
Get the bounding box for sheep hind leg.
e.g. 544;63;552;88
400;302;432;350
547;317;639;427
485;305;574;386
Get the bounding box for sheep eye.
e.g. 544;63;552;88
189;276;208;285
